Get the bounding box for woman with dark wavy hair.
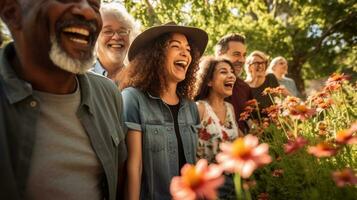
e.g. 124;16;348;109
195;56;239;200
120;22;208;200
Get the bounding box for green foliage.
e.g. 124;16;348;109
246;76;357;199
117;0;356;94
2;0;354;91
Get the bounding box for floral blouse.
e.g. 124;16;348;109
196;100;239;163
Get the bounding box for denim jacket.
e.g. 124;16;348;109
122;87;200;200
0;43;127;200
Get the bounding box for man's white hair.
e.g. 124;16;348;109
100;2;141;44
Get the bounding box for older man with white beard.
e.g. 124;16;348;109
92;2;140;83
0;0;126;200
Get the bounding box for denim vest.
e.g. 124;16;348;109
122;87;199;200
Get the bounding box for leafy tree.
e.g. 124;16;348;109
119;0;356;96
2;0;354;95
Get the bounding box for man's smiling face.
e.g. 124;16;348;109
21;0;102;74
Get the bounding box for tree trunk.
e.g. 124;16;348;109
288;57;306;99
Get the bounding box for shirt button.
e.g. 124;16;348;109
30;101;37;107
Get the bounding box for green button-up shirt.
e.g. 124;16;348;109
0;43;127;200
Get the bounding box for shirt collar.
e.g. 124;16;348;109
146;91;189;108
0;43;33;104
77;73;95;115
92;60;108;77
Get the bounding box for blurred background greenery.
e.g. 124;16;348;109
1;0;356;96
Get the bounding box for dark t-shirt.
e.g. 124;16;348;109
251;73;279;113
167;103;186;172
226;77;253;134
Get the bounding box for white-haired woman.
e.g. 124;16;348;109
267;56;300;97
244;51;280;117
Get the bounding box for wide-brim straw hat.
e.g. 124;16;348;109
128;22;208;61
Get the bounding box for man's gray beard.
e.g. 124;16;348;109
49;37;95;74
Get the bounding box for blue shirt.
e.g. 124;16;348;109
278;76;300;97
122;87;200;200
91;60;108;77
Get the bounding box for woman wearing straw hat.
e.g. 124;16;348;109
120;22;208;200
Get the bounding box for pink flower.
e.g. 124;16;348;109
170;159;224;200
216;134;272;178
289;104;316;120
307;142;338;157
284;136;308;155
332;168;357;187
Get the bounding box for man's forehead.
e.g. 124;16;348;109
228;41;246;52
102;14;130;28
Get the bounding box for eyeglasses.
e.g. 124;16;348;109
249;61;267;68
102;29;130;37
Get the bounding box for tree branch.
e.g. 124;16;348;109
306;12;357;59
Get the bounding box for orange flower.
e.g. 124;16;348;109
262;87;274;96
316;98;333;111
284;136;308;155
282;96;301;108
317;121;328;136
262;105;280;120
336;122;357;144
216;134;272;178
239;111;250;121
307;142;338;157
332;168;357;187
170;159;224;200
326;73;349;85
245;99;258;107
274;86;287;95
272;169;284;177
289;104;316;120
323;83;341;92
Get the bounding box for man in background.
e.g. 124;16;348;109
93;2;140;82
215;33;253;134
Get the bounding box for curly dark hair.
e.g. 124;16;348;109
119;32;201;100
194;56;234;101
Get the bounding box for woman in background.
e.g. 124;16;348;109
244;51;281;117
267;56;300;97
195;57;239;200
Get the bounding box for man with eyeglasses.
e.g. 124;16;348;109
215;33;253;135
93;2;140;82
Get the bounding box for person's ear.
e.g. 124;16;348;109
207;80;213;87
1;0;22;30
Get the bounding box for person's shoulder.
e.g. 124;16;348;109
235;77;250;88
82;71;121;98
266;73;277;80
122;87;142;96
86;71;114;86
284;77;295;82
